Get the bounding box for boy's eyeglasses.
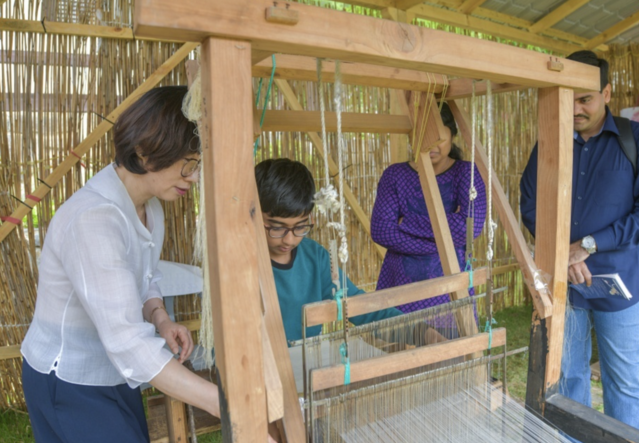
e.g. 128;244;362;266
181;158;201;177
264;224;314;238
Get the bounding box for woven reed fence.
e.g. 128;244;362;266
0;0;636;409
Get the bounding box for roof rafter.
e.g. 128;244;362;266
457;0;488;15
409;3;581;54
529;0;590;35
585;9;639;49
394;0;426;10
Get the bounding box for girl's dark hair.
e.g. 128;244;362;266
113;86;199;174
255;158;316;218
440;102;463;161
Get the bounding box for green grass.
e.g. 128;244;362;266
0;409;33;443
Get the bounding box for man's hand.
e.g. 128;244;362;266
568;261;592;286
568;240;590;266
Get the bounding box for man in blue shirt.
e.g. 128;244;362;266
520;50;639;429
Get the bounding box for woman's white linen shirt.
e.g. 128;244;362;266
21;165;174;388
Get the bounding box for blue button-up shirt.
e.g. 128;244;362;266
520;108;639;311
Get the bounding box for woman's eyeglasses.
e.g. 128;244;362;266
264;224;314;238
181;158;201;177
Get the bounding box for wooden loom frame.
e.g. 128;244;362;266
133;1;639;442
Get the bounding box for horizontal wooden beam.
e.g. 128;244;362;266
311;328;506;391
261;110;412;134
0;17;170;42
253;54;446;91
544;393;639;443
585;9;639;50
134;0;600;91
529;0;590;35
0;345;20;360
304;267;488;327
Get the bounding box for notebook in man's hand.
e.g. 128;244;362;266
571;273;633;300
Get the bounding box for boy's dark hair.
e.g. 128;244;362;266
440;102;463;161
566;50;609;92
255;158;316;217
113;86;199;174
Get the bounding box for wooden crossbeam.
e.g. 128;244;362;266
0;42;198;244
253;54;446;91
304;268;488;327
310;328;506;392
529;0;590;35
585;9;639;50
260;110;412;134
133;0;600;90
449;101;553;319
394;0;426;11
273;79;387;260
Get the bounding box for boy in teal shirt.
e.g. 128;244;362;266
255;158;402;344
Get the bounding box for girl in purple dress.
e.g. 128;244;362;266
371;102;487;313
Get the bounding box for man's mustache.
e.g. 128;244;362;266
574;114;589;120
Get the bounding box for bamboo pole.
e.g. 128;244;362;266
0;42;198;244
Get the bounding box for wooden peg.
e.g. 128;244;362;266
265;3;299;25
547;58;564;72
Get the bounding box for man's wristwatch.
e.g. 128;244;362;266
581;235;597;255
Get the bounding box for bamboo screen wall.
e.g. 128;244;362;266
0;0;637;409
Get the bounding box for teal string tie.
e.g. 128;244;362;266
465;259;473;289
484;318;497;350
335;289;344;322
253;55;277;157
340;343;351;385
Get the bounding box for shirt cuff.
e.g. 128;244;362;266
591;228;615;253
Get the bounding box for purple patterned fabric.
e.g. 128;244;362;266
371;161;487;313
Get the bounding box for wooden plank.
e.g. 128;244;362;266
528;87;573;409
393;0;426;11
457;0;488;15
0;42;198;244
303;267;488;327
409;4;583;56
449;101;553;319
253;54;446;92
390;90;411;163
200;37;268;442
311;328;506;391
165;396;189;443
585;10;639;50
544;393;639;443
274;78;387;260
260;109;413;134
255;194;306;441
414;151;479;339
133;0;600;90
0;17;170;42
0;345;20;360
147;393;221;443
529;0;590;34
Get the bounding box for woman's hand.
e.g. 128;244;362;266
157;319;194;363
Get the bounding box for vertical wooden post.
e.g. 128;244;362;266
390;90;410;163
200;37;269;441
526;86;573;412
165;396;189;443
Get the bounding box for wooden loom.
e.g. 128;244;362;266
133;2;639;442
